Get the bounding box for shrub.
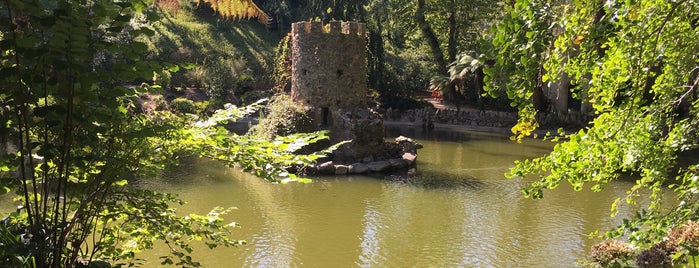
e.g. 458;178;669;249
194;100;214;116
234;74;255;96
153;70;172;89
240;90;261;106
184;66;207;89
667;221;699;262
378;94;430;110
152;95;168;111
202;58;249;107
169;98;196;114
589;240;636;267
249;94;314;140
204;61;233;102
636;242;672;268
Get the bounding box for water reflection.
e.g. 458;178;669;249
128;125;639;267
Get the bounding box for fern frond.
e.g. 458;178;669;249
196;0;270;24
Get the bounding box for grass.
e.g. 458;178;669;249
142;5;283;80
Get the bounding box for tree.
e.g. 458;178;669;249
484;0;557;126
414;0;505;105
487;0;699;261
0;0;328;266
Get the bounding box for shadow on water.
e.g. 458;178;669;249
373;169;485;190
407;172;485;189
385;124;508;143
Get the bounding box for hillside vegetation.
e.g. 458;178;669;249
141;5;281;106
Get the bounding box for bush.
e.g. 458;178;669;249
194;100;214;115
204;61;233;101
169;98;196;114
240;91;261;106
152;95;168;111
234;74;255;95
202;58;249;107
589;240;636;267
184;66;207;89
153;70;172;89
373;50;435;110
249;94;314;140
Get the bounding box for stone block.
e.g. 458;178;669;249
389;158;408;169
402;153;417;165
317;161;335;174
335;164;349;175
367;161;391;172
349;163;369;174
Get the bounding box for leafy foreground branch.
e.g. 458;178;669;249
486;0;699;266
0;0;331;267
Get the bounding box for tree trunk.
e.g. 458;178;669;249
447;0;457;63
533;66;547;112
545;70;570;113
415;0;456;104
415;0;448;75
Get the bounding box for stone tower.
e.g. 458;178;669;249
291;21;367;110
290;21;384;162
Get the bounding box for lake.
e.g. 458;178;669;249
136;125;635;267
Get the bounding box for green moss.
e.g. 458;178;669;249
249;94;314;140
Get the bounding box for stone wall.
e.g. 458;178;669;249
290;21;367;110
288;21;425;168
384;107;590;130
328;108;385;162
290;21;388;162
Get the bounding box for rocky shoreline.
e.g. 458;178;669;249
311;136;422;175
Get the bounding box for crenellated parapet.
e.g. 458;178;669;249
290;21;368;111
291;21;366;37
289;21;388;162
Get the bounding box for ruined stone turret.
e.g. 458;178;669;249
289;21;385;162
290;21;367;110
287;21;419;170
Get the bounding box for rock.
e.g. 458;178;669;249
389;158;408;169
349;163;369;174
395;136;422;153
394;136;414;144
335;165;349;175
367;161;391;172
402;153;417;165
362;155;374;163
317;161;335;174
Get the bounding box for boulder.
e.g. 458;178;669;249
389;158;408;169
367;161;391;172
335;165;349;175
402;153;417;165
317;161;335;174
349;163;369;174
395;136;423;153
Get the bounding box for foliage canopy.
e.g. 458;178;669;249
0;0;328;266
486;0;699;255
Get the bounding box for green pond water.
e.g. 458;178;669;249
138;125;636;267
1;125;638;267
